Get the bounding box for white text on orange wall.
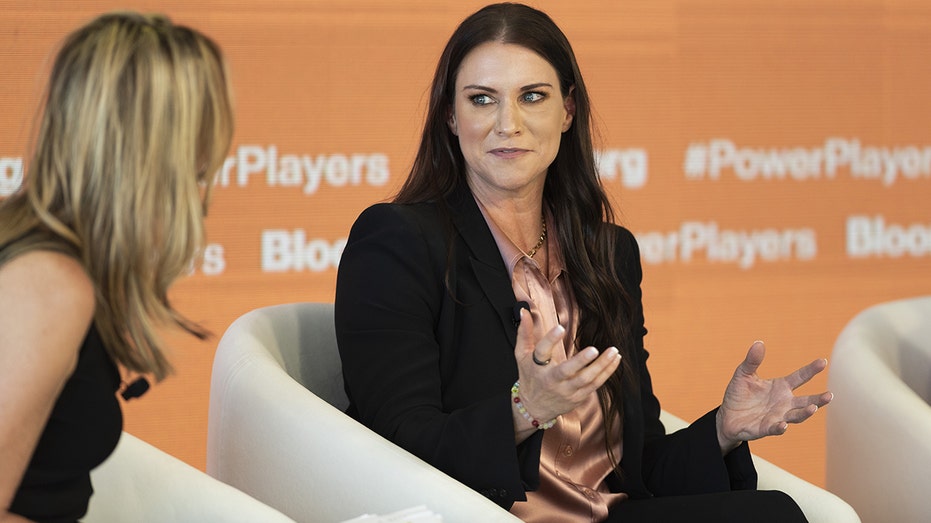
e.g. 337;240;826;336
596;148;648;188
186;243;226;276
847;215;931;258
636;222;817;269
217;145;389;195
262;229;346;272
683;138;931;186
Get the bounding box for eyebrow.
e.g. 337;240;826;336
461;82;554;93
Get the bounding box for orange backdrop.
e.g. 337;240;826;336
3;0;930;489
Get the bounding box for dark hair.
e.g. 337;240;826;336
396;3;635;473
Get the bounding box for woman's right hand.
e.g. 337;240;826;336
511;308;621;440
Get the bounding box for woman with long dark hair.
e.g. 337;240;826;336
335;4;829;521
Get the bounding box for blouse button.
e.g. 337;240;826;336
563;445;573;457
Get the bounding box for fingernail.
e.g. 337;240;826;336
608;347;619;358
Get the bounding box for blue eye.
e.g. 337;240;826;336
522;92;545;103
470;94;493;106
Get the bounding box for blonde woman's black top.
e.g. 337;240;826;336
10;325;123;523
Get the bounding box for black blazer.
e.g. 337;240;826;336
335;187;756;510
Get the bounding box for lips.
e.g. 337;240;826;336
490;147;528;158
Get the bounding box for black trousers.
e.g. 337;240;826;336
605;490;807;522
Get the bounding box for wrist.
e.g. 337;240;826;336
511;381;557;430
715;407;742;454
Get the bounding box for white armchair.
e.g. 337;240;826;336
209;302;858;523
208;302;520;523
85;431;294;522
826;296;931;523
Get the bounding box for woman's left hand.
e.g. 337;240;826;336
716;341;833;454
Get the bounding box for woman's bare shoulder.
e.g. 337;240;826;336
0;249;95;332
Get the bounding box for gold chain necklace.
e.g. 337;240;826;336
526;217;547;258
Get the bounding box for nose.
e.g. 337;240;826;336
495;100;522;136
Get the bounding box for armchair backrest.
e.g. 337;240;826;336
232;301;348;409
826;295;931;522
208;302;521;523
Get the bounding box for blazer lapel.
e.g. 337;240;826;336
447;187;520;349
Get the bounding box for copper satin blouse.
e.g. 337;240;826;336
476;199;627;522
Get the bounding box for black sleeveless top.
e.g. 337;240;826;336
10;325;123;523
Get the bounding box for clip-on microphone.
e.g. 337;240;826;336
120;377;150;400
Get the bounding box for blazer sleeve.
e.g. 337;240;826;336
335;203;535;509
614;226;758;497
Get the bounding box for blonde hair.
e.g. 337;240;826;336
0;12;234;381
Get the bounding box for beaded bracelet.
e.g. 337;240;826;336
511;380;557;430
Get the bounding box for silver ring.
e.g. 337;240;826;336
532;352;551;366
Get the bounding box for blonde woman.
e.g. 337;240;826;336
0;13;233;522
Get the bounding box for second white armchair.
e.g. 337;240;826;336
826;296;931;523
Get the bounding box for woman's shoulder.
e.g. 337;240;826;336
353;200;447;234
607;222;638;249
0;249;95;325
343;201;453;271
359;200;443;217
605;222;643;278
